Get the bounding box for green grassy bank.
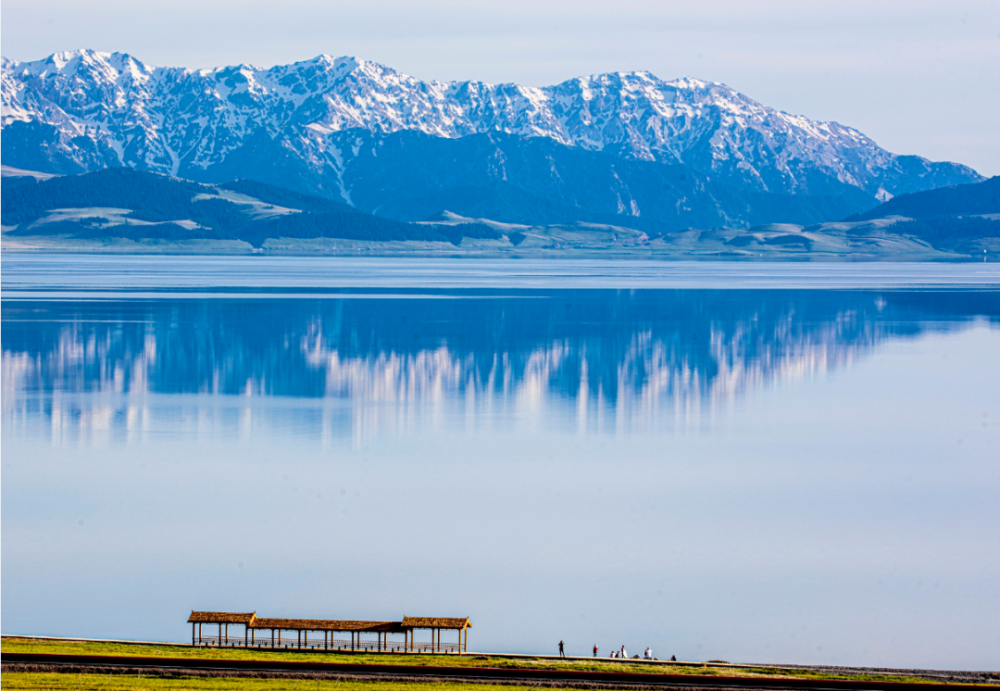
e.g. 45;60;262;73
0;637;966;686
1;672;531;691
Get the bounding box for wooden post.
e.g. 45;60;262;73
225;623;229;645
198;623;203;645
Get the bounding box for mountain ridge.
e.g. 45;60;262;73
2;49;982;206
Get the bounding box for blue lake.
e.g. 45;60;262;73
2;255;999;669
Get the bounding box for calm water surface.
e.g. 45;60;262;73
2;255;999;669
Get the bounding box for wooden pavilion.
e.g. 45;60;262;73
187;611;256;646
402;617;472;653
249;618;407;651
188;611;471;653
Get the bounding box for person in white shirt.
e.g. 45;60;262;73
644;647;653;660
620;645;627;659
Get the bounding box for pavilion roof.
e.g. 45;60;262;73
251;618;403;632
401;616;471;630
188;611;257;625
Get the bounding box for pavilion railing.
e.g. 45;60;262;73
196;635;460;653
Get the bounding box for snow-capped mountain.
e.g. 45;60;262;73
1;49;983;226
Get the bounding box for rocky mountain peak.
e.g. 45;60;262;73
1;50;983;205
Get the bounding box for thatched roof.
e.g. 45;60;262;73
401;617;471;630
186;611;470;631
188;611;257;625
251;618;404;632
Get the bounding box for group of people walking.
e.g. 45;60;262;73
557;641;654;660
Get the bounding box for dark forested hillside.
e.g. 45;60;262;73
883;216;1000;252
847;177;1000;222
1;168;487;247
1;168;207;226
4;166;997;256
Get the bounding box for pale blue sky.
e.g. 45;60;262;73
2;0;998;175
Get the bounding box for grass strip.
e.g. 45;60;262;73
1;671;541;691
0;638;956;686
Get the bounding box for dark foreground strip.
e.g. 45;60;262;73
0;653;979;691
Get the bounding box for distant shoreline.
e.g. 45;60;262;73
0;240;981;262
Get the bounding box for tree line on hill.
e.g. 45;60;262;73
2;168;503;247
3;167;998;253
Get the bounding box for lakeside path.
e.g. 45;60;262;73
3;637;997;690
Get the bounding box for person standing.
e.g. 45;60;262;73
558;640;565;658
644;647;653;660
593;644;599;657
620;645;627;659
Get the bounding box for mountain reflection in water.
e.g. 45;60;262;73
4;289;996;443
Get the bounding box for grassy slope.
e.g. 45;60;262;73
0;638;955;686
0;672;518;691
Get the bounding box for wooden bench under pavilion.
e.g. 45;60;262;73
187;611;471;653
